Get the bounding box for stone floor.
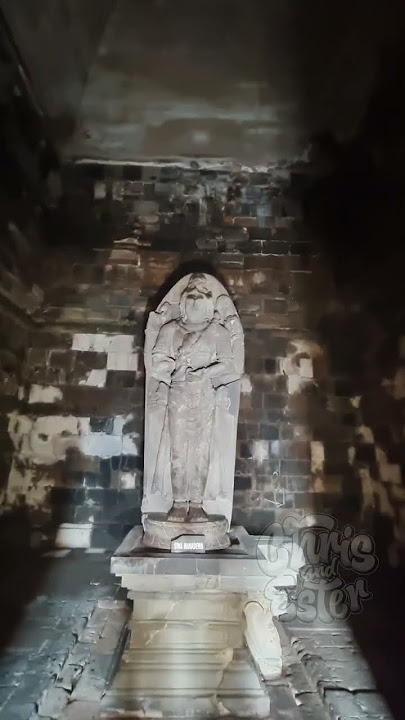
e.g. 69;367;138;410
275;618;392;720
0;548;125;720
0;549;397;720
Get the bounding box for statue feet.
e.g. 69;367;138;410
167;502;188;522
166;502;209;523
187;503;209;522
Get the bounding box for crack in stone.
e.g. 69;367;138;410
143;621;169;648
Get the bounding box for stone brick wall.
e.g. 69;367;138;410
1;159;405;561
0;212;44;505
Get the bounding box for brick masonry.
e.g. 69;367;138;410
1;160;405;558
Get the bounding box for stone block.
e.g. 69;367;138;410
49;350;76;371
80;433;122;459
89;417;114;434
355;691;392;717
107;335;134;353
353;425;374;444
234;475;252;490
311;441;325;474
285;476;311;492
73;265;104;285
63;387;137;416
244;600;282;679
133;199;159;217
106;370;136;389
260;424;279;441
28;385;63;404
380;462;401;485
6;464;42;505
121;435;139;455
94;180;107;199
107;352;138;371
281;459;311;475
78;369;107;388
127;619;243;650
37;686;69;717
72;333;109;353
130;592;242;622
250;439;269;464
57;700;100;719
287;374;311;394
26;347;48;366
104;263;143;285
35;415;80;436
118;472;136;490
74;351;107;373
55;522;93;549
30;431;58;462
298;357;313;378
282;441;310;460
218;252;245;267
109;249;140;264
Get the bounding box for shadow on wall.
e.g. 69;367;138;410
0;508;56;652
299;32;405;720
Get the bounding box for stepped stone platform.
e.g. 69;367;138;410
101;526;304;719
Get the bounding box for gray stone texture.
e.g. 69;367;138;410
141;272;243;547
0;550;123;720
0;548;396;720
105;531;305;718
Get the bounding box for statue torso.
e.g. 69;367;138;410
170;321;217;371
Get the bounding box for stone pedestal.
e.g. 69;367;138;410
143;513;230;551
101;527;304;719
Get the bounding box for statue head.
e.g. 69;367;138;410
179;273;214;325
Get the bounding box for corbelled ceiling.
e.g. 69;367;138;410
2;0;405;164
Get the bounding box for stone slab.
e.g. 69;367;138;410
115;524;251;556
130;592;242;621
112;526;304;595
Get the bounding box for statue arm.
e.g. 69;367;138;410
151;324;176;385
205;325;239;382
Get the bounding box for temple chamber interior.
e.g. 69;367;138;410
0;1;404;718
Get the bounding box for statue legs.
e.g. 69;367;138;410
168;380;215;521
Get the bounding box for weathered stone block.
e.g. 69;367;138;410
48;349;76;371
107;352;138;371
72;333;108;353
73;264;104;284
78;369;107;388
28;384;63;404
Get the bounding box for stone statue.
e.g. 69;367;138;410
142;272;244;550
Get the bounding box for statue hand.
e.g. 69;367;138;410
187;367;206;379
151;381;169;407
172;364;190;381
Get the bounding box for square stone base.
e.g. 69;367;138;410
101;526;304;719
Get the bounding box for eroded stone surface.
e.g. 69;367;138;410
143;516;230;551
102;591;270;718
106;531;306;718
142;272;244;548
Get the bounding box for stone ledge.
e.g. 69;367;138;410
111;526;304;595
